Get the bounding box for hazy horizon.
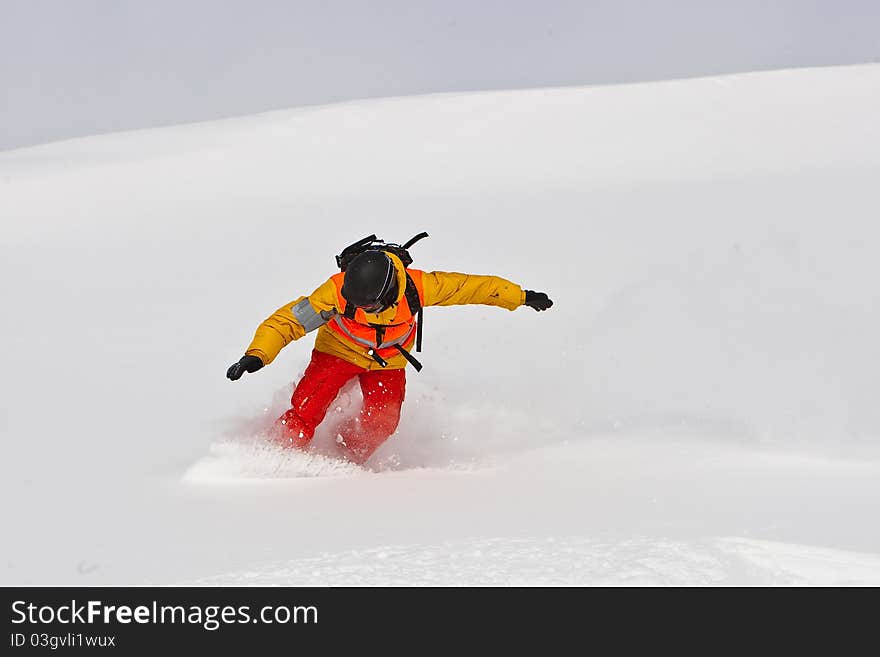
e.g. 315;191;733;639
3;0;879;151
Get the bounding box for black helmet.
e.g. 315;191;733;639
341;250;398;311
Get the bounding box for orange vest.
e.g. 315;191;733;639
327;269;425;360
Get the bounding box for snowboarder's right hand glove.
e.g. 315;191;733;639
226;355;264;381
524;290;553;311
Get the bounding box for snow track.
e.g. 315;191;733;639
189;537;880;586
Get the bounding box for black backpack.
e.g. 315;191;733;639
335;232;429;371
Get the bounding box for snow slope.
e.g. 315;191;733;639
1;64;879;585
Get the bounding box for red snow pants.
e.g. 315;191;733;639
273;350;406;463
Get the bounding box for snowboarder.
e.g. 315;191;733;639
226;236;552;463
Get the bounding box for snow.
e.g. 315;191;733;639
2;64;880;585
189;537;880;587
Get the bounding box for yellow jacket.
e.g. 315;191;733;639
245;252;525;370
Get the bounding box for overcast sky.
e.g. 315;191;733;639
2;0;879;150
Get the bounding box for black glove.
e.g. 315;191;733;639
524;290;553;311
226;355;264;381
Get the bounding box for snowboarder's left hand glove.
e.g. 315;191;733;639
226;355;264;381
524;290;553;311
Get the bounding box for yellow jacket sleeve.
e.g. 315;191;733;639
421;271;525;311
244;278;340;365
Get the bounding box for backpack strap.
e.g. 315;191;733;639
365;274;425;370
337;235;378;270
403;273;423;353
393;344;423;371
402;232;429;250
393;275;424;370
